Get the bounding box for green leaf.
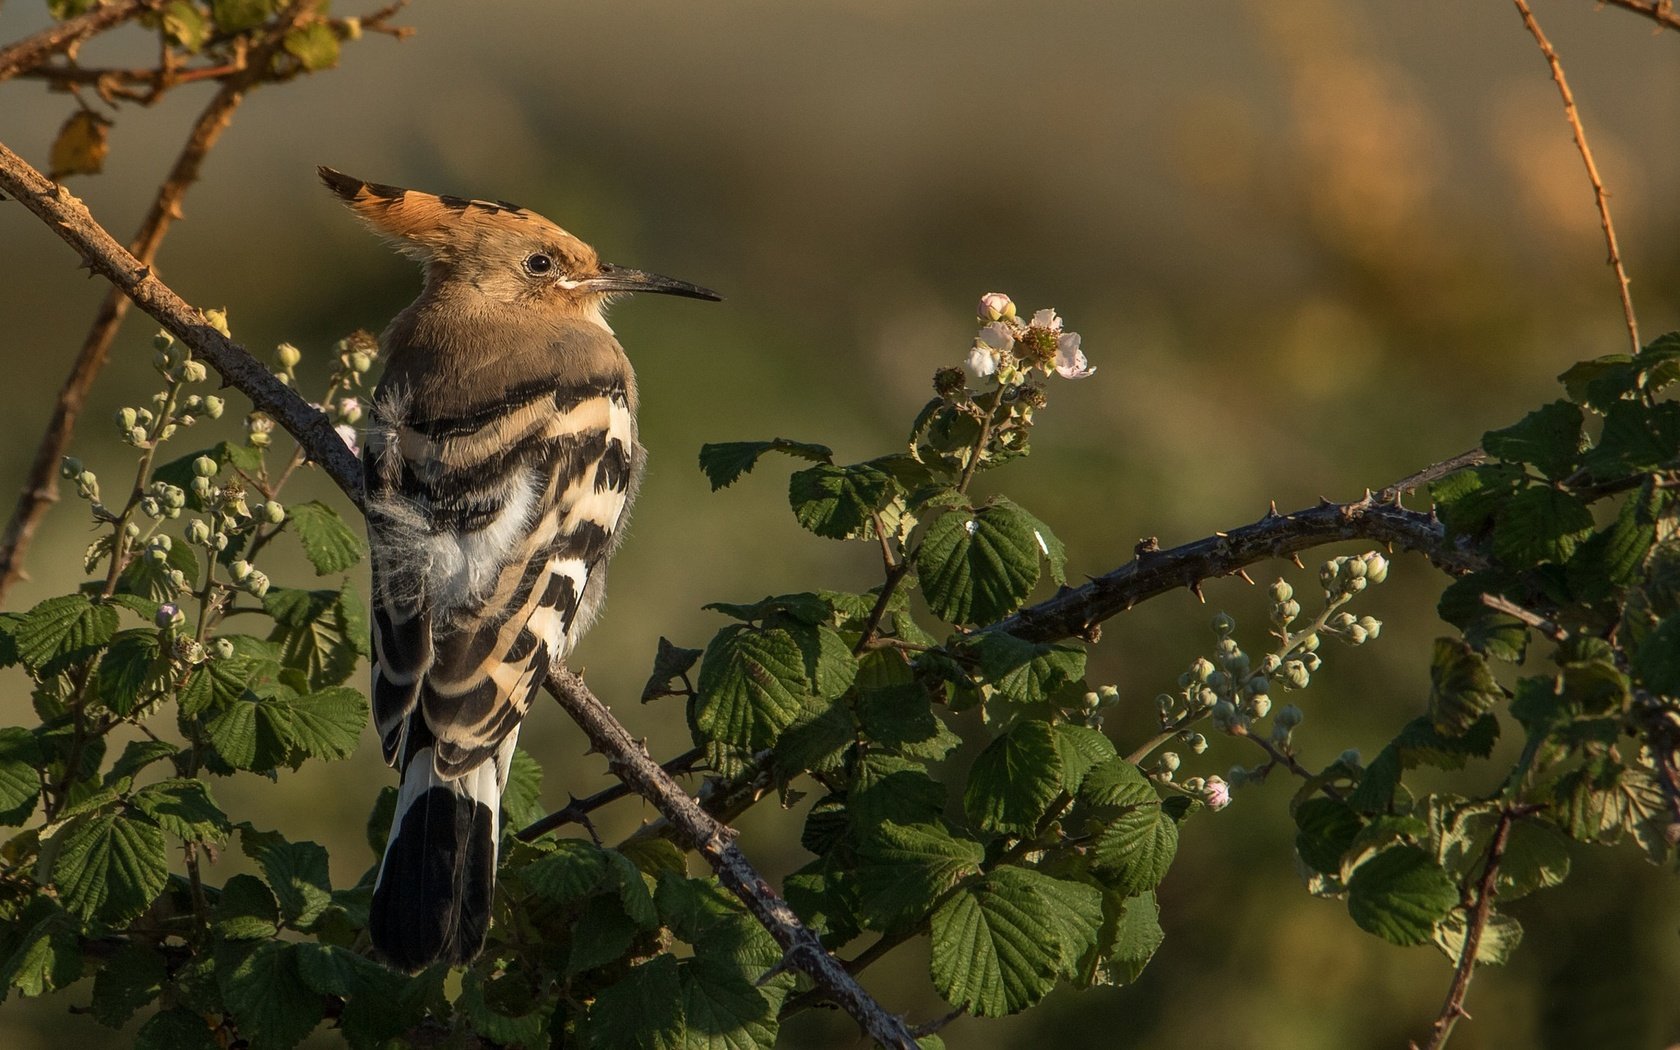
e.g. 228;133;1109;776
280;686;368;762
1079;755;1157;810
1295;797;1365;875
1495;819;1571;901
159;0;210;50
501;747;544;831
52;810;169;922
136;1008;219;1050
915;502;1042;625
606;849;659;930
788;463;893;539
643;636;703;701
929;867;1100;1016
855;821;984;931
211;0;276;34
856;683;961;761
698;438;832;490
694;624;811;751
240;826;333;927
285;500;364;575
132;777;229;842
1432;910;1523;966
95;628;167;716
1090;798;1178;895
1082;890;1163;987
283;20;340;70
16;594;118;675
588;954;682;1050
521;840;610;905
678;955;779;1050
0;727;42;826
205;697;293;772
963;719;1063;833
1428;638;1504;737
1553;759;1668;860
1431;463;1525;539
773;697;855;776
569;896;639;975
1559;354;1637;412
1050;723;1115;795
1635;615;1680;696
1346;845;1457;946
1010;503;1069;586
89;941;166;1027
217;941;325;1050
1482;400;1582;479
1492;486;1595;567
215;873;280;940
0;898;82;998
969;632;1086;706
274;583;369;688
1583;400;1680;478
109;738;180;785
849;752;947;829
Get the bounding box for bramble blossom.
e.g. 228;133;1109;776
1054;331;1094;379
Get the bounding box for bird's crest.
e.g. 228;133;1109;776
318;166;574;261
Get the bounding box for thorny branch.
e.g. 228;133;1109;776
1513;0;1641;355
0;0;154;83
1602;0;1680;34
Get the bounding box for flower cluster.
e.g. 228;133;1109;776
965;292;1094;383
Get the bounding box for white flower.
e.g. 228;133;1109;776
1053;331;1094;379
1030;308;1063;332
1203;775;1231;811
977;292;1016;322
966;322;1013;379
977;321;1013;353
965;345;997;379
335;423;361;457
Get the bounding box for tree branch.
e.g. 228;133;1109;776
0;0;154;83
1601;0;1680;33
542;672;918;1049
1513;0;1641;355
0;3;316;602
0;138;365;508
993;487;1486;646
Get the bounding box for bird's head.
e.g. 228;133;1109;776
318;167;720;322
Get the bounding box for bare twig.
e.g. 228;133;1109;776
0;138;365;509
1478;593;1568;641
515;746;705;842
543;672;918;1049
0;0;154;83
1601;0;1680;33
1513;0;1640;355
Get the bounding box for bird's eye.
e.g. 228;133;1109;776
523;253;554;276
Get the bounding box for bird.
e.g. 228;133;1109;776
318;166;720;971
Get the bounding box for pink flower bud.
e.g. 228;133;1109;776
977;292;1016;322
1203;775;1231;811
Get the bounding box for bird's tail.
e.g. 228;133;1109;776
369;725;516;972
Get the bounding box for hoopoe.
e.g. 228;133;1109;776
319;167;719;971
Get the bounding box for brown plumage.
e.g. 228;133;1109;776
320;167;719;971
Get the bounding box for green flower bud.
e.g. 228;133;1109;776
167;568;187;590
1299;632;1320;652
1159;752;1181;773
179;360;208;384
1302;653;1322;673
122;521;141;539
185;519;211;545
213;637;236;660
1155;692;1175;712
1343;556;1367;581
1187;732;1209;754
1249;694;1272;720
1097;684;1120;705
135;406;156;427
127;426;150;447
1346;624;1368;645
1346;576;1367;594
204;307;231;337
191;476;214;499
140;497;163;518
203;395;225;419
60;456;83;479
1081;690;1101;711
192;456;218;478
1276;703;1304;728
153;331;175;352
1358;616;1382;640
1211;611;1236;636
244;570;270;598
1190;657;1215;683
276;343;302;369
1365;553;1389;585
349;351;373;374
213;533;229;551
1284;659;1310;689
1320;558;1342;589
116;407;138;432
1259;652;1282;675
1330;612;1357;632
1268;579;1293;603
230;559;252;582
261;500;286;525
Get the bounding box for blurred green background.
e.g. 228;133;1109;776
3;1;1680;1047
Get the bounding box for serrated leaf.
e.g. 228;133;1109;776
656;874;780;973
1295;797;1365;875
1051;723;1116;795
694;624;811;752
643;636;703;701
1090;799;1178;895
285;500;364;575
698;438;832;490
206;697;293;772
678;955;779;1050
788;463;893;540
969;631;1086;706
263;585;364;688
136;1008;220;1050
501;747;544;831
1082;889;1163;988
773;697;855;776
89;941;166;1027
280;686;367;762
216;873;280;940
1554;759;1669;860
1431;463;1525;539
1429;638;1504;737
0;727;42;826
849;752;947;829
52;811;169;922
1496;819;1571;900
0;898;81;998
1492;486;1595;567
132;777;229;842
569;896;639;975
1346;845;1457;946
588;954;682;1050
606;849;659;930
241;827;332;927
1559;354;1637;411
855;821;984;931
1010;503;1069;586
855;683;960;761
522;839;610;904
96;628;167;716
1432;910;1523;966
916;503;1042;625
1583;400;1680;478
217;941;325;1050
108;739;180;785
929;866;1100;1017
16;594;118;676
1079;755;1158;810
964;719;1062;833
1482;400;1582;479
1635;615;1680;696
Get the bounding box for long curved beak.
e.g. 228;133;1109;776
580;262;722;301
